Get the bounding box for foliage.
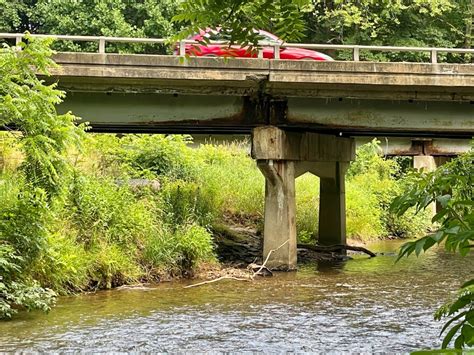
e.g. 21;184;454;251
194;141;264;219
144;223;216;275
120;135;197;181
173;0;473;62
0;0;180;53
295;173;319;243
0;37;82;319
2;0;472;63
172;0;312;48
0;36;84;197
391;149;474;349
0;177;56;318
346;139;431;240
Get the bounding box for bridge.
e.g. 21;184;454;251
2;33;473;270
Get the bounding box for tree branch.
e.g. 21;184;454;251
297;243;376;258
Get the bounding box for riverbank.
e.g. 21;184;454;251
0;133;431;318
2;241;472;352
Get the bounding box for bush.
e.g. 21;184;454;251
346;139;431;240
120;135;198;180
0;234;56;319
195;142;264;219
160;179;216;227
295;173;319;243
144;223;216;276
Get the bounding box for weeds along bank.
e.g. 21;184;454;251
0;38;430;319
0;132;431;317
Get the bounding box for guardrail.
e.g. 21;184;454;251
1;32;474;64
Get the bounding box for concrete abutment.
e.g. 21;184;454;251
252;126;355;270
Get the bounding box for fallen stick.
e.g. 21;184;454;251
251;239;289;278
184;276;251;289
184;239;290;288
297;243;376;258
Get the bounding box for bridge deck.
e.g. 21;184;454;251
45;53;474;137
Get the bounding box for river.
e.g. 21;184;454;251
1;241;472;352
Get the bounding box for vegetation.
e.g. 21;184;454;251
0;2;472;352
1;0;473;62
0;37;434;320
173;0;473;61
391;150;473;349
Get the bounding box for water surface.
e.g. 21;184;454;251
1;241;472;352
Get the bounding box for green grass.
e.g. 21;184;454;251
0;133;432;318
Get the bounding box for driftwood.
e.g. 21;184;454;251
184;276;251;289
297;243;376;258
184;239;289;289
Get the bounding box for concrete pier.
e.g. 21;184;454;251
413;155;452;216
252;126;355;270
318;162;348;247
258;160;297;270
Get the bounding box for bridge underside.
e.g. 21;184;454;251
59;92;473;137
47;53;474;137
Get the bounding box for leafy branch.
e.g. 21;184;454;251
390;149;474;349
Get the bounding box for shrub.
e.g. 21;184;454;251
120;135;198;180
143;223;216;275
295;173;319;243
195;142;264;220
159;179;216;227
0;236;56;319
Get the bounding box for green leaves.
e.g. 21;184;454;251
172;0;312;49
0;36;85;198
391;148;473;349
435;281;474;349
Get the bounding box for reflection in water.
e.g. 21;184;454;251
0;241;472;352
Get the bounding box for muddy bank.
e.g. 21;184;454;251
211;222;368;267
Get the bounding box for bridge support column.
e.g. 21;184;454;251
318;162;348;246
258;160;297;270
252;126;355;270
413;155;437;217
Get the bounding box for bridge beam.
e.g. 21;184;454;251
252;126;355;270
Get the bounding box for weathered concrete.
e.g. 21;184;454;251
258;160;297;270
191;135;472;157
50;53;474;100
251;126;355;162
42;53;474;136
413;155;438;217
413;155;437;171
355;138;472;156
318;162;348;247
253;126;355;269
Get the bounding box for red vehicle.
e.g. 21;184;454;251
180;29;333;61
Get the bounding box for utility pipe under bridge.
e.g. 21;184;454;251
2;33;473;270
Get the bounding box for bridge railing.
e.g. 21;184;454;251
1;32;474;64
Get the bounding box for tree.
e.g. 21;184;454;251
0;0;180;53
173;0;472;62
391;150;473;349
172;0;313;47
0;36;84;318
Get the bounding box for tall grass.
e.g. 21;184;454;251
1;133;432;319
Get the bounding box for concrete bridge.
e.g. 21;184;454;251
2;33;473;270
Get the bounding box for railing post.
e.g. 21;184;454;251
430;49;438;64
15;35;23;51
99;37;106;54
258;48;264;59
352;46;360;61
273;44;280;59
179;40;186;56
